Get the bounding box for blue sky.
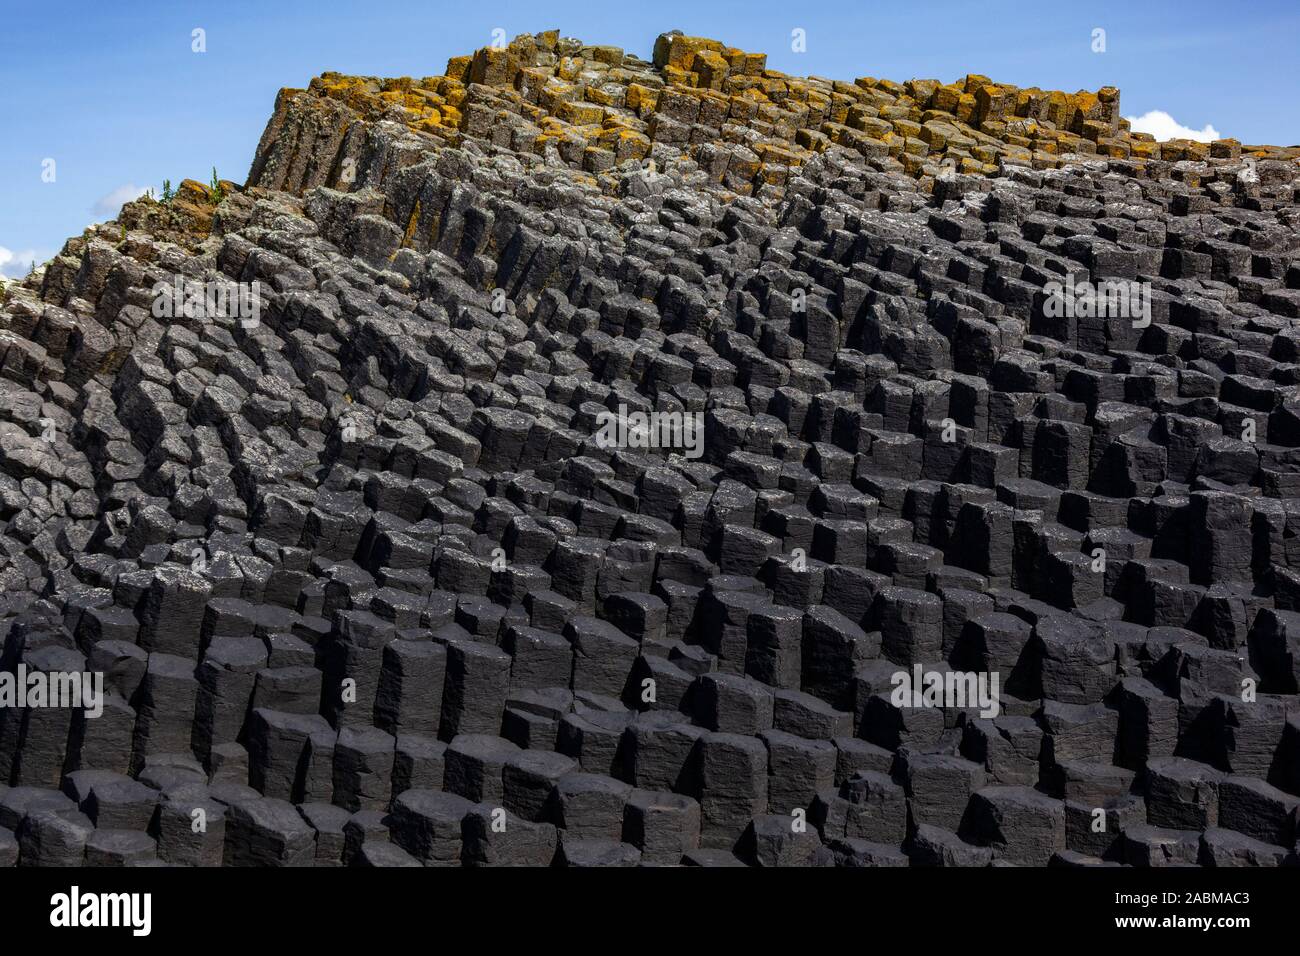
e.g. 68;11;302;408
2;0;1298;276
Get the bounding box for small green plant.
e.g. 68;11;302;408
28;260;36;276
208;167;224;203
161;179;173;203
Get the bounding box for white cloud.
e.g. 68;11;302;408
0;245;55;278
1125;110;1221;143
91;182;150;218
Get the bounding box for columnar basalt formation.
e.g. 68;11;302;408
1;31;1299;867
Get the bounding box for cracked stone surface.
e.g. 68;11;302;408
1;29;1300;867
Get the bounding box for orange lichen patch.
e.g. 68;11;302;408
313;73;373;96
113;175;246;251
927;84;960;115
470;47;520;87
727;95;758;124
806;89;831;114
175;179;212;205
1128;138;1159;161
693;49;731;91
444;55;472;82
653;33;725;71
625;83;659;115
557;99;605;125
849;111;892;139
256;28;1298;207
585;84;624;107
754;142;810;166
1161;139;1211;162
1071;89;1102;119
1209;138;1242;160
1096;138;1129;159
556;56;584;82
1078;119;1109;142
891;117;922;139
612;130;652;162
402;199;422;248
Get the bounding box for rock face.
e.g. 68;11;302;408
1;29;1300;867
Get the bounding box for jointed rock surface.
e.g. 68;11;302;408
2;30;1300;867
